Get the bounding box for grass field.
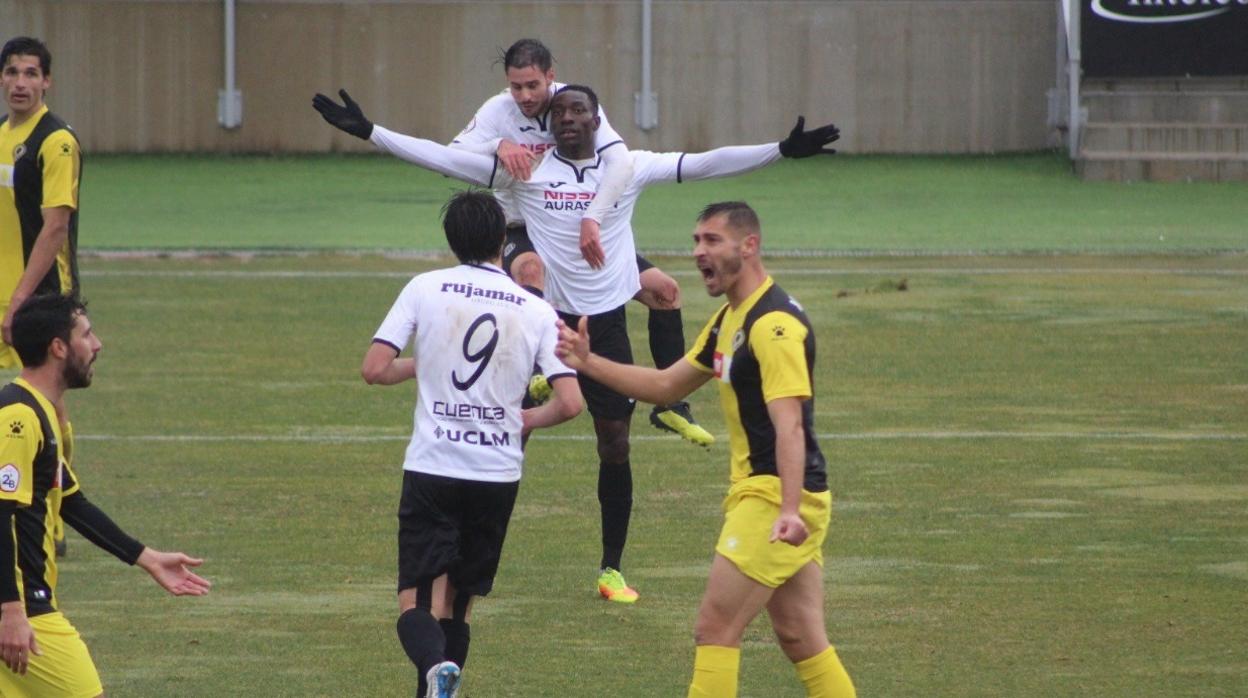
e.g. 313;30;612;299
33;250;1246;697
15;154;1248;696
85;152;1248;252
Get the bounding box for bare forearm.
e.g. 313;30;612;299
774;424;805;514
523;377;582;430
577;353;686;406
10;219;68;303
363;357;415;385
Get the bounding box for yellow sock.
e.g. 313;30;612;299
687;644;740;698
795;646;856;698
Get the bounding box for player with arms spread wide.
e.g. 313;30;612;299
448;38;712;447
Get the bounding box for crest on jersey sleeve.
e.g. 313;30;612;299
0;464;20;493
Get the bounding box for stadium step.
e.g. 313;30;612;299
1082;123;1248;155
1082;91;1248;124
1081;78;1248;125
1075;151;1248;183
1076;77;1248;181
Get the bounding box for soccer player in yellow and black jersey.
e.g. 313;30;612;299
0;37;82;369
556;201;855;697
0;294;210;698
2;35;83;560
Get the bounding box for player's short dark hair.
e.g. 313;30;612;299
12;294;86;368
1;36;52;75
442;190;507;265
552;84;599;114
697;201;761;238
500;38;554;73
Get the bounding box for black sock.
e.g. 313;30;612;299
522;284;544;299
648;308;685;371
598;459;633;571
439;618;471;670
397;608;446;694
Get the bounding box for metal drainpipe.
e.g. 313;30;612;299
218;0;243;129
634;0;658;131
1067;0;1081;159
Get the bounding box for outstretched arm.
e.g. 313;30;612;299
313;89;503;187
60;492;210;595
656;116;840;184
555;317;710;406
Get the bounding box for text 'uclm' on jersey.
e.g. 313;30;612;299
440;282;528;306
544;189;595;211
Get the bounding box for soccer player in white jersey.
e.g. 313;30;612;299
360;190;583;698
315;84;838;606
448;39;713;448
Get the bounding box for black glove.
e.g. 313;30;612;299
312;89;374;140
778;116;840;158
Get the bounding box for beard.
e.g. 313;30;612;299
62;351;93;389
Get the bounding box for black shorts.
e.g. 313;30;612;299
502;224;536;275
397;471;520;597
505;224;653;284
556;305;636;420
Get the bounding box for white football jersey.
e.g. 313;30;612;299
373;263;572;482
492;148;769;315
371;125;783;315
450;82;624;223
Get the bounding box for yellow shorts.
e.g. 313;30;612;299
715;475;832;588
0;611;102;698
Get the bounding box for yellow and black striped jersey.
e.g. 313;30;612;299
687;277;827;492
0;104;82;303
0;377;79;616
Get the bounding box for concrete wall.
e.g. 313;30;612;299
1;0;1056;153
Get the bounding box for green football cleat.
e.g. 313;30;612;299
597;567;639;604
650;402;714;447
528;374;552;405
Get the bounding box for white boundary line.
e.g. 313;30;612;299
81;267;1248;279
76;431;1248;443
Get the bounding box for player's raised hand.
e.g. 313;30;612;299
555;317;592;368
579;219;606;269
137;549;212;597
312;89;374;140
778;116;840;158
769;512;809;546
497;140;539;180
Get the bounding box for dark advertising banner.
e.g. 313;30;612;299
1082;0;1248;77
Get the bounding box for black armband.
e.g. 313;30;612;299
60;492;145;565
0;500;20;603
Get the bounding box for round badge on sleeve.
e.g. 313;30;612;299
0;463;20;493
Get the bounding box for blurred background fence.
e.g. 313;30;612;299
1;0;1056;154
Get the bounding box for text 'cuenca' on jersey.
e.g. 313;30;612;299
373;263;572;483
